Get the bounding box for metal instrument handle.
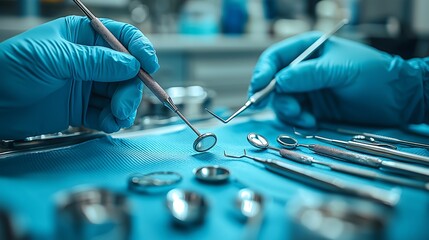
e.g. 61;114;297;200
278;148;313;165
264;160;399;207
361;133;429;148
90;18;172;108
345;141;429;166
308;144;382;167
380;161;429;179
248;79;276;103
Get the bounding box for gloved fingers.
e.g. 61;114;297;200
88;94;110;110
98;19;159;74
248;32;323;107
92;82;118;98
111;77;143;121
67;43;140;82
274;58;353;93
86;105;121;133
271;93;316;128
271;94;302;118
115;110;138;128
275;109;317;129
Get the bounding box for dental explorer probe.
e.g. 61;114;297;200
224;150;400;207
206;19;349;123
73;0;217;152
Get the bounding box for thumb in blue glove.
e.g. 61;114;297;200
0;16;159;139
249;32;428;128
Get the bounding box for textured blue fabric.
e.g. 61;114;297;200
0;16;159;140
0;119;428;240
249;32;429;128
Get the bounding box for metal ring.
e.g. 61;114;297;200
128;171;183;192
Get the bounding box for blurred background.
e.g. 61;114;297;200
1;0;429;126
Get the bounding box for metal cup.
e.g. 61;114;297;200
286;193;390;240
55;187;131;240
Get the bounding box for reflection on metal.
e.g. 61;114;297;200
165;189;208;226
55;186;131;240
0;128;105;158
128;171;182;193
193;165;230;183
287;193;390;240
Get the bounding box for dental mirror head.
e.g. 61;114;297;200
166;189;208;226
193;165;230;183
276;135;299;149
193;132;217;152
247;133;269;149
235;188;264;219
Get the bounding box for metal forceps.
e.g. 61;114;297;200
206;19;348;123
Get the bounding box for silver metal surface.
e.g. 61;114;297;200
128;171;182;193
276;135;429;191
165;189;208;226
235;188;265;240
224;150;400;207
193;165;230;183
55;186;131;240
73;0;217;152
287;193;390;240
205;19;348;124
337;128;429;149
294;130;429;179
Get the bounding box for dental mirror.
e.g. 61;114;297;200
276;135;300;149
247;133;270;149
193;132;217;152
166;189;208;226
193;165;230;183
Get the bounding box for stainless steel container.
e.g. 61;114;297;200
55;187;131;240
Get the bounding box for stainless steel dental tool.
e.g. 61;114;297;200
336;128;429;149
206;19;348;123
73;0;217;152
293;130;429;179
223;150;400;207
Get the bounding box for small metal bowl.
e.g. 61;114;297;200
193;165;230;183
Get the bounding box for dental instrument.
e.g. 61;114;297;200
336;128;429;149
293;130;429;179
275;135;429;191
247;133;315;164
72;0;217;152
205;19;348;123
223;150;400;207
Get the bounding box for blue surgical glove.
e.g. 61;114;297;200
0;16;159;139
249;32;429;128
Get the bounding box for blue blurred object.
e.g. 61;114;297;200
20;0;40;16
178;0;220;35
249;32;429;128
221;0;248;34
0;16;159;140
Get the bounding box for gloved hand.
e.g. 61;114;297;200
249;32;429;128
0;16;159;139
